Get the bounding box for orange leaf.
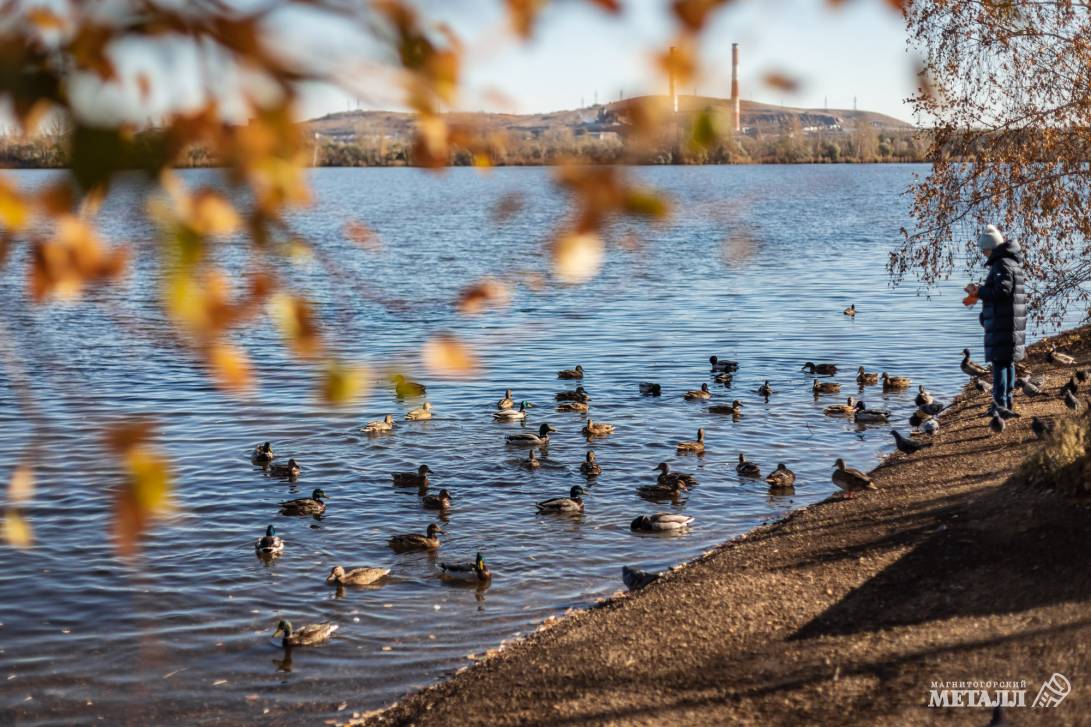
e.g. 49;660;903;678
208;342;252;393
423;334;480;377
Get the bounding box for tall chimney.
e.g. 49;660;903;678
731;42;741;132
669;46;678;113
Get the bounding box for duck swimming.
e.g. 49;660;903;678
520;450;542;470
580;451;601;476
405;402;433;420
439;552;492;583
506;422;555;447
714;371;734;385
765;463;796;490
279;488;327;516
581;419;615;437
362;415;395;433
630;513;694;532
392;464;432;488
882;372;912;390
273;620;337;648
802;362;838;375
708;399;743;416
684;383;712;400
757;381;773;397
639;382;662;396
655;462;696;489
856;367;879;386
421;488;452;511
556;401;589;412
555;386;591;403
269;458;301;478
557;364;585;380
252;442;276;464
497;389;515;410
326;565;390;586
843;304;856;317
812;380;842;395
388;523;443;552
494;401;531;421
824;397;858;416
832;458;876;494
709;356;739;373
735;453;761;478
853;400;890;423
255;525;284;556
676;428;705;454
536;485;586;514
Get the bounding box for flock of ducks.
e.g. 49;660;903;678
249;323;1088;649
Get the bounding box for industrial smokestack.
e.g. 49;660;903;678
669;46;678;113
731;42;741;132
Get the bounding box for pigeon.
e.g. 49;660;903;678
961;348;990;377
1016;377;1042;396
1031;416;1054;440
973;378;992;394
989;414;1005;434
922;419;939;435
919;400;945;415
1061;377;1079;397
1076;369;1088;383
909;410;933;428
622;566;660;591
891;430;931;454
1064;389;1080;411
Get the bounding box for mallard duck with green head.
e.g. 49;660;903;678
439;552;492;582
536;485;586;514
802;362;838;375
630;513;694;532
709;356;739;373
388;523;443;552
279;489;326;516
273;620;338;647
580;451;601;476
736;453;761;478
494;401;530;421
269;458;301;478
255;525;284;556
392;464;432;488
362;415;395;433
853;400;890;423
506;423;555;447
252;442;276;465
326;565;390;586
421;488;452;511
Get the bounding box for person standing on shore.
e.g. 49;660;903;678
965;225;1026;416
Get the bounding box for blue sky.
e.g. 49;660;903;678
300;0;918;123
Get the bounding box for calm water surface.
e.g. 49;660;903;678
0;165;1048;724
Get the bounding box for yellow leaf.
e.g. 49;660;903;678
190;190;240;236
423;334;480;377
7;465;34;504
0;179;28;231
126;448;172;514
2;510;32;548
551;231;604;284
270;294;321;358
208;343;252;393
319;361;370;405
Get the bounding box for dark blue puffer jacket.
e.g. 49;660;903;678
978;241;1026;363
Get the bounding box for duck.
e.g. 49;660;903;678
582;419;615;437
388;523;443;552
556;401;589;413
832;458;876;494
580;451;602;477
555;386;591;403
909;409;934;428
914;385;934;407
439;552;492;582
622;565;659;590
536;485;585;514
823;396;858;416
497;389;515;410
557;364;584;380
676;428;705;454
683;383;712;400
405;402;433;420
891;429;931;454
709;355;739;373
708;399;743;416
713;371;734;385
655;462;696;489
813;380;842;395
1048;346;1076;366
853;400;890;423
252;441;276;464
326;565;390;586
735;452;761;478
630;513;694;532
765;463;796;490
843;304;856;317
856;367;879;386
757;380;774;397
639;382;662;396
881;372;912;390
392;464;432;488
269;458;301;478
961;348;990;377
255;525;284;556
520;450;542;470
506;423;555;447
421;488;452;511
802;362;838;375
362;414;395;433
272;620;337;648
279;488;326;516
392;374;426;398
494;401;531;421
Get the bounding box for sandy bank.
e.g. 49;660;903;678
353;327;1091;727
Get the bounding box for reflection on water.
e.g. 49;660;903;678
0;164;1064;724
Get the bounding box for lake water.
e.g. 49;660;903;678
0;164;1042;724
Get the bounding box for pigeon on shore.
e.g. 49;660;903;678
1064;389;1080;411
1076;369;1088;383
622;566;660;591
891;430;932;454
1061;376;1079;397
989;414;1005;434
1031;416;1054;440
922;419;939;435
973;378;992;394
1016;377;1043;396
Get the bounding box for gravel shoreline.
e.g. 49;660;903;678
351;327;1091;726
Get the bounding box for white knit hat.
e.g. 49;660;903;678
977;225;1004;253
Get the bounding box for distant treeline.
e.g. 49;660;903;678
0;127;930;170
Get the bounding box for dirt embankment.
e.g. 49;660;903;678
353;328;1091;727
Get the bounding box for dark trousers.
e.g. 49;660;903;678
992;359;1015;410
